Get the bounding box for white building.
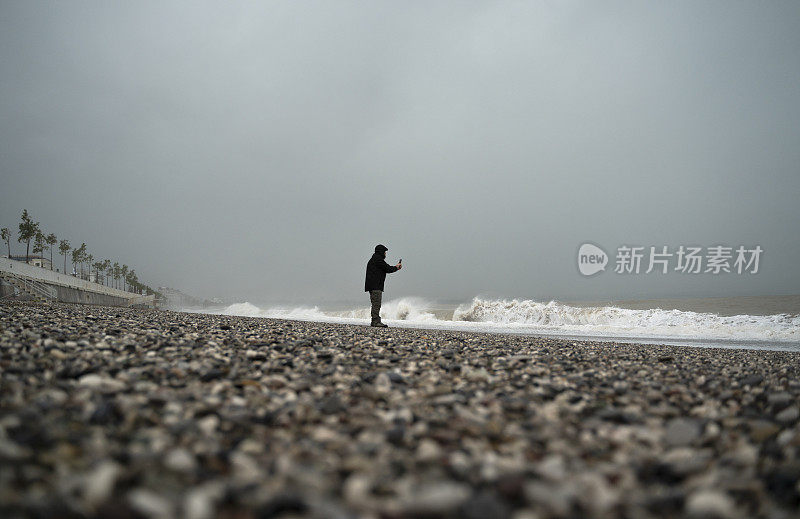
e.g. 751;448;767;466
5;255;53;270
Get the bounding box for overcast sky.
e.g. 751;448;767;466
2;1;799;305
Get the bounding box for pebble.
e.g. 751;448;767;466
664;417;702;447
164;448;197;473
400;482;471;515
460;491;512;519
767;391;793;410
740;374;764;387
416;438;442;462
82;460;121;510
685;489;736;519
78;373;126;392
0;300;798;518
775;406;799;426
128;488;173;518
750;420;781;442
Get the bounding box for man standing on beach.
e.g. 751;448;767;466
365;244;402;327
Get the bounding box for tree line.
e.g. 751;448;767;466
2;209;158;296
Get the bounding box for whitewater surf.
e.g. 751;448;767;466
186;297;800;352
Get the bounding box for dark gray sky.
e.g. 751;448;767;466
2;1;799;304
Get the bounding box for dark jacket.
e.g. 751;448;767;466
365;252;398;292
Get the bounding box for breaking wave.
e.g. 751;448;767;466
452;298;800;342
209;296;800;348
220;297;437;323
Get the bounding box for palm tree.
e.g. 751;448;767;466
71;243;87;278
71;248;80;277
113;262;120;289
32;231;45;265
59;240;71;273
121;264;129;291
18;210;40;264
1;227;10;258
92;260;104;284
45;233;57;270
101;259;111;285
85;254;94;281
126;269;138;293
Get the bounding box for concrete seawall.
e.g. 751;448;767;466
0;258;154;307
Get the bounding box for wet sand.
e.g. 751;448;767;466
1;301;798;518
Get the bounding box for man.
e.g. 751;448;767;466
364;244;402;327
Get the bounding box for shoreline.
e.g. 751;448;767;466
190;294;800;353
1;301;799;518
186;311;800;354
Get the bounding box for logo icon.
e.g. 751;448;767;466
578;243;608;276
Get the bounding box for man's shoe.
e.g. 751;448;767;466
371;322;388;328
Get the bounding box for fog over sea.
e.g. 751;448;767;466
183;295;800;352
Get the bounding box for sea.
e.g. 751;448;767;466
185;295;800;352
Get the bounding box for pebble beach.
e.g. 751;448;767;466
1;301;799;519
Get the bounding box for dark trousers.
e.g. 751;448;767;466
369;290;382;324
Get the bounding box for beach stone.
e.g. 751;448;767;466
575;472;618;514
78;374;125;392
464;366;491;383
318;394;346;414
775;406;799;426
256;493;308;517
416;439;442;462
198;415;219;435
0;438;31;460
740;374;763;387
447;451;471;479
662;448;710;478
90;400;122;425
595;407;638;424
128;488;173;518
200;369;224;382
387;371;405;383
511;510;542;519
386;425;405;446
230;451;264;482
2;301;800;519
749;420;781;442
767;391;793;410
458;491;512;519
82;460;121;510
311;426;338;443
400;482;471;515
664;418;702;447
764;462;800;505
724;441;758;467
164;448;197;473
776;429;797;447
524;481;574;517
374;372;392;393
685;489;735;519
343;474;372;506
184;482;225;519
534;455;567;481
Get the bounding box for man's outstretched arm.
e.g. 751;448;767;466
381;260;400;273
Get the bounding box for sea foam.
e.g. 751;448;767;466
211;296;800;346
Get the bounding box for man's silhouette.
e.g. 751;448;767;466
364;244;402;327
